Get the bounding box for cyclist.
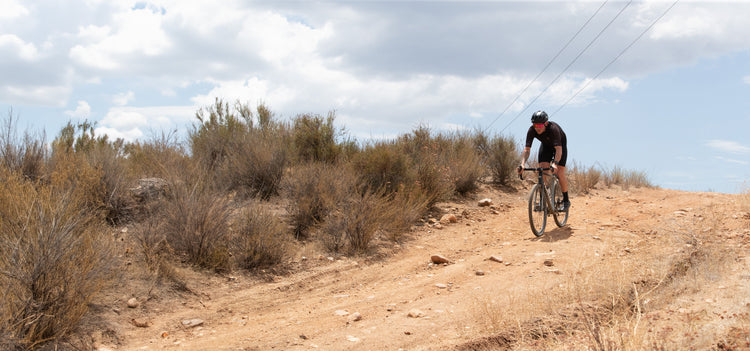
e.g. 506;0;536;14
517;110;570;210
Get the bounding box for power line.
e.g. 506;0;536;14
497;0;634;134
482;0;610;132
549;0;681;116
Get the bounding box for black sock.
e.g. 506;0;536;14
563;192;569;202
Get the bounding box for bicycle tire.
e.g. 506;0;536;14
528;184;546;237
551;178;569;227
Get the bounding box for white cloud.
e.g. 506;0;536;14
65;100;91;119
113;91;135;106
94;126;143;141
97;105;196;141
714;156;749;166
0;34;39;61
2;84;71;107
744;76;750;85
70;6;171;70
0;0;28;20
706;140;750;154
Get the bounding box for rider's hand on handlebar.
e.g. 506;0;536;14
517;164;524;175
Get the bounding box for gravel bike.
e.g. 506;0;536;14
520;166;569;237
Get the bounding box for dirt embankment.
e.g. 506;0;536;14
92;185;750;350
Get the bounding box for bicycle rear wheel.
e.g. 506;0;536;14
551;178;568;227
528;184;546;237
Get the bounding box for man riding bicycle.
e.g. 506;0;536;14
517;110;570;210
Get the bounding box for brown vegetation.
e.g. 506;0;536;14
1;101;708;351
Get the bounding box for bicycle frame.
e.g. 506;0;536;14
520;166;568;236
521;167;558;214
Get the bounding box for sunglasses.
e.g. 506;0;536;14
533;123;545;128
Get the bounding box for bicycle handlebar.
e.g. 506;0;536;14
518;166;554;180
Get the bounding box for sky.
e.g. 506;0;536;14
1;0;749;194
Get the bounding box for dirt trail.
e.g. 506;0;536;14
101;185;750;350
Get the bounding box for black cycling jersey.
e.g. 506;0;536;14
525;121;566;149
525;121;568;167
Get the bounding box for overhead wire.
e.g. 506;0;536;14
482;0;610;132
549;0;681;116
498;0;634;134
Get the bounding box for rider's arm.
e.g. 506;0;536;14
553;146;562;164
521;147;531;167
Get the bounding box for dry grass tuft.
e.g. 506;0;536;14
465;208;740;350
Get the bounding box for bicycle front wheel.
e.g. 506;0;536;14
552;179;569;227
528;184;547;237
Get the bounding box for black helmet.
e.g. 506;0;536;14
531;110;548;124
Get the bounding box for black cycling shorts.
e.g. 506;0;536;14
538;144;567;167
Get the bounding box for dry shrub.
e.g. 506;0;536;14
568;161;602;194
189;98;249;173
124;130;188;179
443;132;484;195
284;163;357;240
603;165;653;190
319;188;388;254
351;141;413;193
397;126;454;206
474;131;518;186
132;217;187;291
381;185;431;242
292;112;343;164
221;133;287;199
0;165;113;349
161;171;233;272
0;113;47;183
232;203;291;269
49;121;137;225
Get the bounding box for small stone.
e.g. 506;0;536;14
478;198;493;207
181;319;204;328
543;259;554;267
131;318;150;328
435;283;448;289
334;310;350;316
489;255;503;263
475;270;485;276
440;214;458;224
127;298;139;308
407;309;424;318
348;312;362;322
431;254;451;264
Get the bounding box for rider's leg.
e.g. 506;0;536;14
539;162;552;185
557;165;570;208
557;165;568;193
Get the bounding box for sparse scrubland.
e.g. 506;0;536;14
4;101;748;351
